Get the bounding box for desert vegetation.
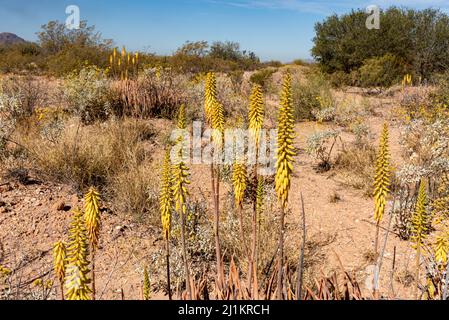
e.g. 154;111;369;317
0;5;449;301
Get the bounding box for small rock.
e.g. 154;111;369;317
53;201;65;211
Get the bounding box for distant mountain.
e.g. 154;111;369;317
0;33;26;46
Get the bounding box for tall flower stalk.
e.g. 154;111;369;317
411;179;429;300
65;209;91;300
373;123;391;255
172;104;193;299
160;148;173;300
204;72;225;291
275;72;295;300
232;161;248;254
53;241;66;300
248;83;265;296
84;187;101;300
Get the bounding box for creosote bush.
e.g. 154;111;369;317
292;70;334;121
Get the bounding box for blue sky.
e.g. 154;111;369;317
0;0;448;61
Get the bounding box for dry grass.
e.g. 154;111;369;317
113;71;186;119
334;144;376;196
11;117;160;219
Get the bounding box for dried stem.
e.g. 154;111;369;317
91;248;96;300
277;205;285;300
415;245;421;300
211;164;223;291
165;237;172;300
296;192;306;300
179;211;192;300
374;196;396;299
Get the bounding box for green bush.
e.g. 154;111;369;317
312;7;449;79
46;45;109;76
328;71;354;88
0;43;43;74
292;59;309;66
250;68;276;88
431;71;449;107
358;54;406;89
292;71;334;120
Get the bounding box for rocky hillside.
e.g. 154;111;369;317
0;33;26;46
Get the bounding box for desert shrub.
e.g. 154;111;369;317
169;40;260;73
0;75;48;117
262;60;283;68
292;59;309;66
0;89;22;153
110;162;159;221
216;74;247;120
350;122;372;148
397;86;434;122
306;130;341;171
358;54;406;89
397;119;449;185
46;45;109;76
429;72;449;113
335;143;377;196
0;42;43;74
18;118;156;190
333;96;374;128
62;65;115;124
292;71;334;121
114;67;188;119
250;68;276;88
393;118;449;237
0;76;49;154
228;70;245;92
328;71;354;88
